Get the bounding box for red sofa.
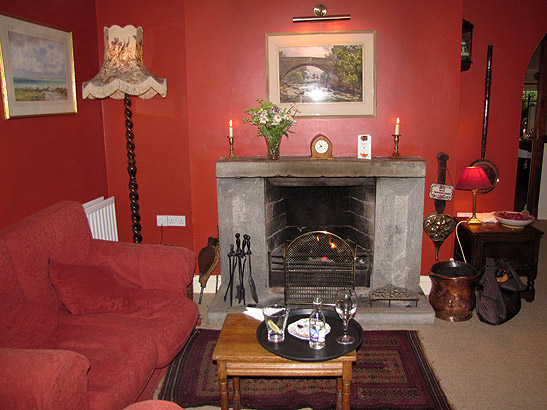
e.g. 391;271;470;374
0;201;199;410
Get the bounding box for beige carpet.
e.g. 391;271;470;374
172;220;547;410
416;219;547;410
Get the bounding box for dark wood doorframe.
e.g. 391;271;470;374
527;33;547;217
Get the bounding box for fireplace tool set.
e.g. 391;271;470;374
224;233;258;306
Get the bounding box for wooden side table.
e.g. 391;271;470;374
212;313;356;410
453;219;543;302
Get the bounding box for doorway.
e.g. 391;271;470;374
514;34;547;216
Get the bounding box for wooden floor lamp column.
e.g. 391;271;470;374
82;25;167;243
124;94;142;243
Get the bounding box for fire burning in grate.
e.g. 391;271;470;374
284;231;357;305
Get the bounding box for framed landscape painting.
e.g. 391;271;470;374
266;31;376;118
0;14;77;119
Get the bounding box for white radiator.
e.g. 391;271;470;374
83;196;119;241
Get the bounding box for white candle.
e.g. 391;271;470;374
395;117;400;135
229;120;233;137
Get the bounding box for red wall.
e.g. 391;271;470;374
0;0;107;229
184;0;463;273
4;0;547;278
183;0;547;274
94;0;547;275
455;1;547;218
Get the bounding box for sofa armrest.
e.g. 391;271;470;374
124;400;184;410
0;348;90;410
88;240;196;296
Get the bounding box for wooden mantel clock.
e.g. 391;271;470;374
310;134;333;159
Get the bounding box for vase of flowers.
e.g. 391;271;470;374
244;99;298;160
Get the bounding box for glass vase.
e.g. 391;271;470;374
266;137;281;160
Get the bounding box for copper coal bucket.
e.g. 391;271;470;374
429;261;480;322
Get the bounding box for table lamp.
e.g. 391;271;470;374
83;25;167;243
456;166;492;224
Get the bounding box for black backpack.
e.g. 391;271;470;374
474;258;527;325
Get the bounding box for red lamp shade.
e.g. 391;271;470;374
456;166;492;191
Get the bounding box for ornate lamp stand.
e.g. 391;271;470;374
83;25;167;243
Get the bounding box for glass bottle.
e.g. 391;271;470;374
309;297;326;349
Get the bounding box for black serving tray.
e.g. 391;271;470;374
256;308;363;362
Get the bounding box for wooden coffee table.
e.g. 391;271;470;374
212;313;357;410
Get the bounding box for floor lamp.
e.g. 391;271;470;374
83;25;166;243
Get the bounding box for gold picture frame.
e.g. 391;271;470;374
266;31;376;118
0;14;77;119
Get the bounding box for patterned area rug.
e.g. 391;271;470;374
159;329;452;410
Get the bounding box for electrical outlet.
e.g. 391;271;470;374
157;215;168;226
167;215;186;226
157;215;186;226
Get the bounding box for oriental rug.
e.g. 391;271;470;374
158;329;452;410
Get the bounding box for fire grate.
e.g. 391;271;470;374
284;231;356;305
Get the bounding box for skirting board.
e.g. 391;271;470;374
193;275;220;294
420;275;431;295
194;275;432;296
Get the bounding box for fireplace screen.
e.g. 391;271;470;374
284;231;356;305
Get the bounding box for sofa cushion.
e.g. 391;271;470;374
49;322;158;410
58;289;199;367
0;244;58;349
49;260;138;315
88;240;196;295
0;201;93;308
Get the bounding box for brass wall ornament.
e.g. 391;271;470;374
423;152;456;260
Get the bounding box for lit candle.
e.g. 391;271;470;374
229;120;233;137
395;117;400;135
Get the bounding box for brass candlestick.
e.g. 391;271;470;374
389;133;402;159
227;135;236;159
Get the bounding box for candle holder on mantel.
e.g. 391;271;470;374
227;135;236;159
389;133;402;159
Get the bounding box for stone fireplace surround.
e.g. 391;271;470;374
208;156;435;326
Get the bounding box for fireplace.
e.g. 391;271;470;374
210;156;433;325
266;179;373;289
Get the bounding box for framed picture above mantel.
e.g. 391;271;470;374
0;14;77;119
266;31;376;118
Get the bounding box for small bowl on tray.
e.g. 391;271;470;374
494;211;535;229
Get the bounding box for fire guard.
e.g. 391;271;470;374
284;231;356;305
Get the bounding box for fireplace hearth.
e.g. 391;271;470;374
209;156;435;326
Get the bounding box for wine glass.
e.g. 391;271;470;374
335;289;357;344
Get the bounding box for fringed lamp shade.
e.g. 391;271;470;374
83;25;166;100
83;25;166;243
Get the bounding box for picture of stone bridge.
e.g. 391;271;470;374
277;45;363;104
278;56;335;80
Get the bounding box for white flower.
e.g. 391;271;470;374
272;114;282;125
244;98;298;139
